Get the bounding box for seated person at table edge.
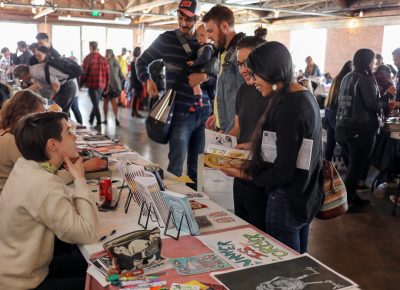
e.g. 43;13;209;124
0;112;98;289
0;89;107;194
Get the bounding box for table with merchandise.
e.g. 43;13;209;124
75;127;359;290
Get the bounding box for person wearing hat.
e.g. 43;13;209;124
202;5;245;133
222;42;323;254
136;0;216;189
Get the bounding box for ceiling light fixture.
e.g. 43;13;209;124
33;7;55;19
0;2;4;8
101;0;105;4
58;15;131;25
274;10;280;18
359;10;363;17
31;0;45;5
32;6;36;13
148;20;177;26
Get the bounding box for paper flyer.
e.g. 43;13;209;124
261;131;313;170
171;252;231;276
197;228;296;268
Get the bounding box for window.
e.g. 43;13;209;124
82;26;107;58
0;22;37;52
143;28;166;49
52;25;81;62
382;25;400;68
235;23;259;37
290;28;327;74
107;28;133;56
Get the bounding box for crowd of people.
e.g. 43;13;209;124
1;0;400;288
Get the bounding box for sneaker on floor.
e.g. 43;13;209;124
102;120;108;124
373;183;387;199
389;195;400;206
116;119;120;126
356;184;370;192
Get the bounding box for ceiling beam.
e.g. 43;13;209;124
125;0;176;13
82;0;91;9
200;1;349;18
298;2;325;11
125;0;136;11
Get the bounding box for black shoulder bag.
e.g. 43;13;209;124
145;30;192;144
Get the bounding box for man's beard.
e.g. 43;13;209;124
216;29;227;49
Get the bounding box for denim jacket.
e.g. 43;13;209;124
216;33;245;132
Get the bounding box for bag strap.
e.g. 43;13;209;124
171;30;192;91
44;63;51;84
175;29;192;56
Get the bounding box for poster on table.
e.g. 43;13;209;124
196;227;296;268
170;253;231;276
212;254;358;290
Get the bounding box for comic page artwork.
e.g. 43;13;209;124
197;228;297;268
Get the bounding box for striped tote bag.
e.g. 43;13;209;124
317;159;348;219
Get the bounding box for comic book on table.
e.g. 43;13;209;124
161;190;201;235
204;129;250;170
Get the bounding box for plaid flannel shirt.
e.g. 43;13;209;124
81;52;110;90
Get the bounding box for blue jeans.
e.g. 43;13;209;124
266;190;310;254
233;178;267;231
167;109;209;189
88;88;103;125
70;96;83;124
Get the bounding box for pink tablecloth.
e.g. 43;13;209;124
85;225;297;290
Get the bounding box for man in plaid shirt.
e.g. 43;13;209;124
81;41;110;126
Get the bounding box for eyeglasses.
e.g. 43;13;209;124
248;71;257;81
237;61;247;70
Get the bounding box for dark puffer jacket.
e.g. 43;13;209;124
336;70;389;134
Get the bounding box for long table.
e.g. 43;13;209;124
80;154;359;290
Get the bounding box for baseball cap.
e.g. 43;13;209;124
177;0;201;17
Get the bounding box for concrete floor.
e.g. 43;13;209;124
77;94;400;290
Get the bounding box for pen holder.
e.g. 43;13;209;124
103;228;163;272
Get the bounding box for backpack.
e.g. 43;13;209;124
44;58;83;84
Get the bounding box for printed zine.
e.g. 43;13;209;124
197;227;296;268
204;129;250;170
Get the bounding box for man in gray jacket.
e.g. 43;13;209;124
202;5;245;133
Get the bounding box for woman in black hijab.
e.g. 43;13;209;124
336;49;397;212
222;42;323;253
